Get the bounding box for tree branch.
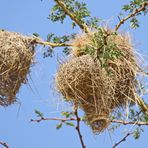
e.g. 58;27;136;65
112;132;133;148
111;120;148;126
55;0;90;33
74;109;86;148
31;111;86;148
115;1;148;31
31;117;148;126
33;38;72;48
0;141;9;148
30;117;76;123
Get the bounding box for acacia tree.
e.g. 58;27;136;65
0;0;148;148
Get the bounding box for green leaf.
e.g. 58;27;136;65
47;33;55;42
48;0;90;27
33;33;40;37
130;18;139;29
130;109;135;117
72;22;76;28
56;123;63;130
34;109;44;118
43;47;53;58
61;111;72;118
122;5;132;11
144;114;148;122
86;17;101;29
63;47;71;55
80;116;86;121
111;116;116;120
65;122;75;127
108;124;120;133
133;129;140;139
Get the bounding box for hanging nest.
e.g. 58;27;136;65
56;28;141;133
0;30;35;106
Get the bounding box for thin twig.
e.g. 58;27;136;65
55;0;90;33
30;117;76;123
0;141;9;148
112;132;133;148
31;117;148;126
115;1;148;31
74;109;86;148
31;111;86;148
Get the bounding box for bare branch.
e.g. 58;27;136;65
31;111;86;148
111;120;148;126
112;132;133;148
31;117;148;126
55;0;90;33
30;117;76;123
74;109;86;148
115;1;148;31
0;141;9;148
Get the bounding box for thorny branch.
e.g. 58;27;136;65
112;132;134;148
0;141;9;148
55;0;90;33
115;1;148;31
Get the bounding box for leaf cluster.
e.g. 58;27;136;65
49;0;90;24
122;0;148;28
34;109;44;118
76;28;123;67
110;108;148;140
43;33;76;57
56;111;75;130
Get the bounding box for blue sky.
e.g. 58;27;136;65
0;0;148;148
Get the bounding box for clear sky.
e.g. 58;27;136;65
0;0;148;148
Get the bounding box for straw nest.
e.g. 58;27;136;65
56;28;140;133
0;30;35;106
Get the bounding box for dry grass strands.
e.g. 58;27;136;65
0;30;35;106
56;28;141;133
56;55;114;133
71;32;95;57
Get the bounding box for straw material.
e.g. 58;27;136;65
0;30;35;106
56;28;141;133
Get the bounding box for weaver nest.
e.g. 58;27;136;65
0;30;35;106
56;28;140;133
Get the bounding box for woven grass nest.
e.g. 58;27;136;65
0;30;35;106
56;28;141;133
